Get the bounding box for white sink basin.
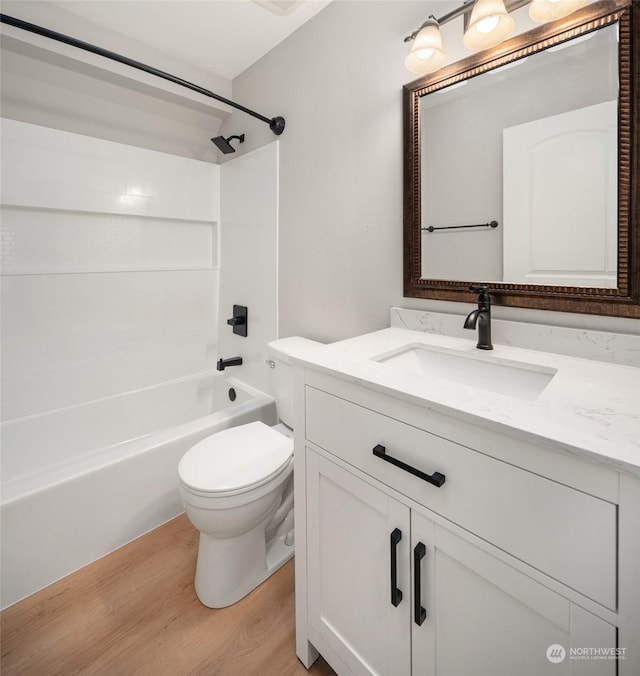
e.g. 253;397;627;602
373;344;557;400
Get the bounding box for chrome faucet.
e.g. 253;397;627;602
464;285;493;350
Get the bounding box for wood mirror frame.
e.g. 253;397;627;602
403;0;639;318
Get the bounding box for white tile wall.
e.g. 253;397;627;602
218;142;279;394
1;271;218;420
1;207;216;274
0;119;218;220
0;119;220;423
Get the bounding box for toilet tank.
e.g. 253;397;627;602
267;337;323;428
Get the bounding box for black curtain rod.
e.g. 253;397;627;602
0;13;285;135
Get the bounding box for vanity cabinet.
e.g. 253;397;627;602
294;369;638;676
306;449;615;676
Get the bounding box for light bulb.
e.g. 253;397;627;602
476;15;500;34
415;48;435;60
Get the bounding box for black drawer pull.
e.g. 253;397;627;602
372;445;446;488
390;528;403;607
414;542;427;626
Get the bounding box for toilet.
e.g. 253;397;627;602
178;337;320;608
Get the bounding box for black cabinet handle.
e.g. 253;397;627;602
373;445;446;488
414;542;427;626
390;528;403;607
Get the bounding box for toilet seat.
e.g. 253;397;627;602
178;421;293;496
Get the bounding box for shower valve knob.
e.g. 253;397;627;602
227;305;248;337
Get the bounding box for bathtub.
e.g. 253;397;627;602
0;372;277;609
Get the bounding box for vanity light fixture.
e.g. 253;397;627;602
404;17;446;74
404;0;588;75
463;0;515;51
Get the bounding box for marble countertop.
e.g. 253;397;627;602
294;327;640;478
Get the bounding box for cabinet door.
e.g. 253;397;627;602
306;450;411;676
411;511;616;676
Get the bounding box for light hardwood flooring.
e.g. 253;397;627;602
1;514;336;676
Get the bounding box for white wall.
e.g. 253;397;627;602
223;0;639;340
218;142;280;394
0;119;220;426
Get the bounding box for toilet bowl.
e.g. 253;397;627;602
179;421;294;608
178;337;321;608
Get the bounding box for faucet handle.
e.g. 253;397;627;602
469;284;489;293
227;304;248;337
469;284;491;310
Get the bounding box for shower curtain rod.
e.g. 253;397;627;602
0;13;286;136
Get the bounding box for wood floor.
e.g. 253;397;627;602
1;514;336;676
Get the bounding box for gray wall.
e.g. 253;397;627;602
224;0;638;340
223;0;423;342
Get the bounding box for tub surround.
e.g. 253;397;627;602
1;119;222;610
217;142;280;396
293;316;639;675
0;119;220;423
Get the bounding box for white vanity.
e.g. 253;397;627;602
293;319;640;676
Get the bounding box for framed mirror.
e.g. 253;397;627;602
403;0;639;318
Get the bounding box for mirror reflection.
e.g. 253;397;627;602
420;24;619;288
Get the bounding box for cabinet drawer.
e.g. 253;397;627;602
305;386;617;610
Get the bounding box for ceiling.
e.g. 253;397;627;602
46;0;333;80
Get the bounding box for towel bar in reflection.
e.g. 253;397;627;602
422;220;499;233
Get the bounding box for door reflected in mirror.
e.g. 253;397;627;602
420;24;618;288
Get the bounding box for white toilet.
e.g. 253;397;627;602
178;337;320;608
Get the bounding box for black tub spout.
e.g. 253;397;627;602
217;356;243;371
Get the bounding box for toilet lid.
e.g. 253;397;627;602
178;421;293;494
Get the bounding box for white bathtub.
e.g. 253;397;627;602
0;372;277;609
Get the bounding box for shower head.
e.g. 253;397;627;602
211;133;245;154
